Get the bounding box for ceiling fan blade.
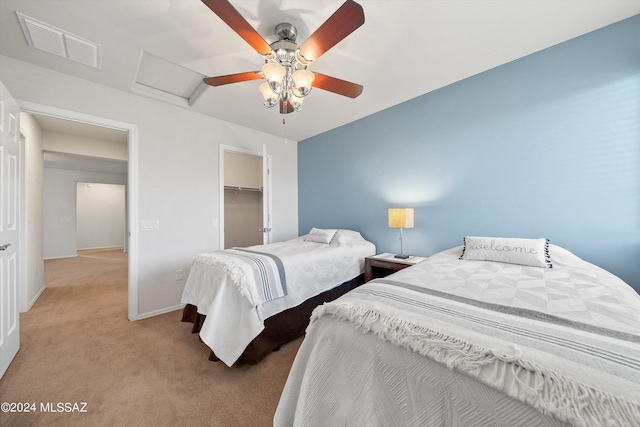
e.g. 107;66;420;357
280;99;294;114
201;0;272;56
203;72;263;86
298;0;365;64
313;73;363;98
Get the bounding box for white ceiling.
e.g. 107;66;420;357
1;1;639;142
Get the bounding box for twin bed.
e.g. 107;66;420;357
180;228;375;366
181;231;639;426
274;237;640;426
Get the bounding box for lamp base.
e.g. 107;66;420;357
394;254;410;259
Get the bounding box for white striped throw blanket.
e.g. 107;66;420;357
309;258;640;426
193;248;287;306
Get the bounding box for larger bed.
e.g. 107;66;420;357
180;228;375;366
275;238;640;426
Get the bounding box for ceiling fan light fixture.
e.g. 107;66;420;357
291;69;315;97
262;53;312;112
259;82;278;107
262;62;286;93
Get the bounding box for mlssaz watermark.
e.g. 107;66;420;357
1;402;88;413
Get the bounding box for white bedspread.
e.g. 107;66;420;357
180;230;375;366
191;248;287;305
275;245;640;426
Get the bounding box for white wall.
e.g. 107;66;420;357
44;168;127;259
43;131;127;160
18;112;44;311
224;152;262;189
224;190;263;248
76;183;125;250
0;56;299;318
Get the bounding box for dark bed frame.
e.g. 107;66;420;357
181;274;365;365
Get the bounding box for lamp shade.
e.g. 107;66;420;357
262;62;286;93
388;208;414;229
291;69;315;97
290;92;304;112
259;82;278;107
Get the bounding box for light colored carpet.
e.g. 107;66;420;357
0;248;302;426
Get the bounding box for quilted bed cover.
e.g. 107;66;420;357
180;230;375;366
275;245;640;426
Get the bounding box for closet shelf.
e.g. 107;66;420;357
224;186;263;192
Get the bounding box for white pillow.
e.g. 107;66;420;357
304;228;339;244
332;229;365;245
460;236;552;268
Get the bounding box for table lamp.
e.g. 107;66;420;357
388;208;414;259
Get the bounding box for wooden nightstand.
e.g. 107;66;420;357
364;253;427;282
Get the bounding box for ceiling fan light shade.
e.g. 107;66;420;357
262;62;286;93
291;93;304;112
291;69;315;97
294;50;312;66
259;82;278;107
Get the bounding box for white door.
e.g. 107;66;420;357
0;81;21;378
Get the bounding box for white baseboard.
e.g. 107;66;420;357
135;304;184;321
45;247;125;260
27;285;46;311
44;254;78;260
77;245;125;251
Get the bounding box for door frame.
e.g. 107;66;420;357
218;144;272;249
18;101;140;321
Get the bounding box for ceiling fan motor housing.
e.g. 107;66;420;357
275;23;297;42
269;23;309;71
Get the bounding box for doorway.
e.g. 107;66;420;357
19;101;139;320
219;145;272;249
223;151;263;248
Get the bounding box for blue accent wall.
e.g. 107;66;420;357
298;15;640;292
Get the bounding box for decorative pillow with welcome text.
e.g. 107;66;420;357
460;236;552;268
304;228;339;244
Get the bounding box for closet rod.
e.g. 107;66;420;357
223;186;262;192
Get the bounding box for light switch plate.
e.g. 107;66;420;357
141;220;159;231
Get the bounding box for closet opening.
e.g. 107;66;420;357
219;145;272;249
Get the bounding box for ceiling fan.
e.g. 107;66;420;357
201;0;365;114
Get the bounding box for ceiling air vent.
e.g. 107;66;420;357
17;12;101;69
